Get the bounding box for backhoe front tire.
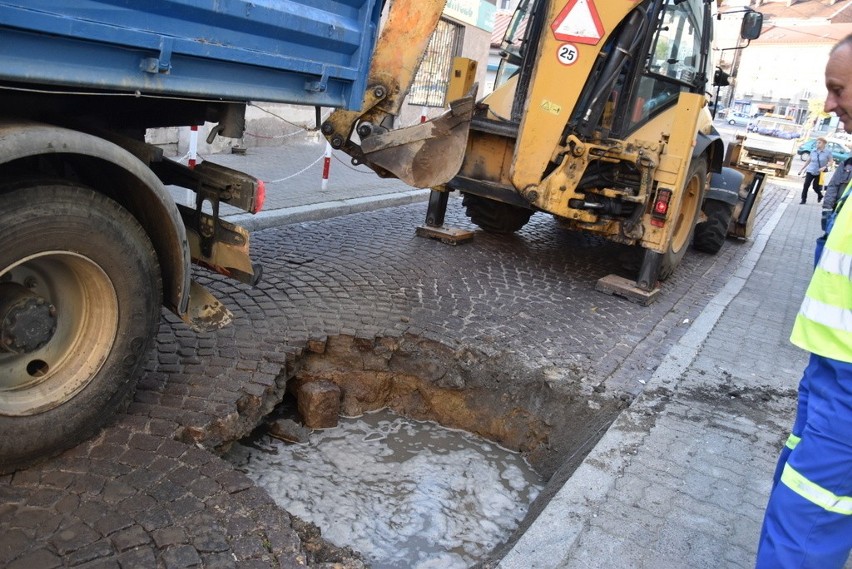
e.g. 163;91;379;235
462;193;534;234
0;183;161;473
693;200;734;254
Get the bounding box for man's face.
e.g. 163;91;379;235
825;42;852;134
818;140;827;149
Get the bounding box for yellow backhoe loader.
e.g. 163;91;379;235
322;0;765;303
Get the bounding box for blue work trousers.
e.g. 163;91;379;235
756;354;852;568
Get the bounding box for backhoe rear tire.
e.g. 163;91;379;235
0;182;161;474
462;193;534;234
693;200;734;254
658;157;707;280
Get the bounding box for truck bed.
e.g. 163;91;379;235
742;133;798;156
0;0;381;110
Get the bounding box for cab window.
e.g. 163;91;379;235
630;0;705;128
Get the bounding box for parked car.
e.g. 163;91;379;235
797;138;852;163
725;111;752;127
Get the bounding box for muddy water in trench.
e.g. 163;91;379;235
226;409;544;568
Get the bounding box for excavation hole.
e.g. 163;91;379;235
227;406;543;568
223;334;627;567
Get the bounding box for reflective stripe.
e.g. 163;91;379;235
818;248;852;278
785;433;801;450
791;312;852;363
806;268;852;310
781;463;852;515
799;297;852;334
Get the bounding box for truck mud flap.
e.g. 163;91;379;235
706;168;744;207
177;204;260;286
184;280;233;332
730;171;766;239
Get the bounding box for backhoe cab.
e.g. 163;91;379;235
325;0;764;303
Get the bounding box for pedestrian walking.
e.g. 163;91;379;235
756;34;852;568
798;137;832;204
821;157;852;231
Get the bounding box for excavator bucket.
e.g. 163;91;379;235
358;96;474;188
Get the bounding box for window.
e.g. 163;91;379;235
409;19;464;108
493;0;530;90
629;0;706;128
648;2;702;84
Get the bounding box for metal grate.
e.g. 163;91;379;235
409;18;464;108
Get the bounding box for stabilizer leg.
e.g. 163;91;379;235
595;250;661;305
415;189;474;245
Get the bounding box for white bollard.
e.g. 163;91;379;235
420;106;428;123
188;124;199;169
321;141;332;190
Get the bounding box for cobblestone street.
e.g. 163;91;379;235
1;172;791;568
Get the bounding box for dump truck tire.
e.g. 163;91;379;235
659;157;706;280
693;200;733;254
462;193;533;234
0;182;161;474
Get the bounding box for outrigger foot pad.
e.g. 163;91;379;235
415;225;474;245
595;274;660;306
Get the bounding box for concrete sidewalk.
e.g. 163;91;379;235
182;134;432;231
498;191;844;568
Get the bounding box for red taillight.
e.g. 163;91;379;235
252;180;266;214
651;188;672;227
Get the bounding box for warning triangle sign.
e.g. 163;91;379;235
551;0;604;45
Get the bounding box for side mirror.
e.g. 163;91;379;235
741;11;763;41
714;68;730;87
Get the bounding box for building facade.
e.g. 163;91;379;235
717;0;852;130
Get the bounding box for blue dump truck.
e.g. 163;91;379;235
0;0;385;471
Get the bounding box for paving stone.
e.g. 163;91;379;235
135;507;173;533
10;470;40;487
110;525;151;552
161;544;202;568
117;547;156;568
50;521;101;555
74;559;120;569
118;493;157;514
94;513;135;538
170;495;205;518
101;481;137;505
229;536;268;560
41;471;76;490
200;552;238;569
216;471;254;494
69;473;107;496
25;488;65;509
66;539;115;566
13;508;61;536
6;548;61;569
152;527;188;548
0;528;30;565
193;529;230;554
